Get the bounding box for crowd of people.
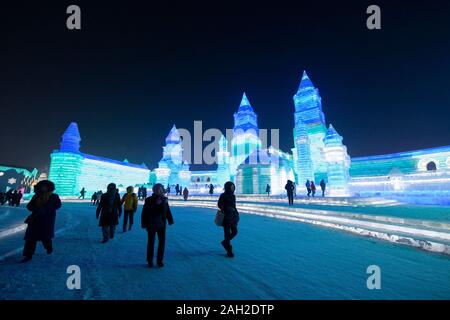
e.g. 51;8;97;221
17;177;332;265
0;189;23;206
19;180;240;267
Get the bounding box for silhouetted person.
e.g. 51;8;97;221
9;190;17;206
79;187;86;200
5;189;13;206
320;179;326;197
141;183;174;268
311;181;316;197
175;184;180;196
142;187;147;200
183;187;189;201
218;181;239;258
285;180;295;205
96;183;122;243
266;184;271;197
14;191;22;206
0;192;5;205
22;180;61;263
305;180;311;197
96;191;102;205
91;192;98;205
209;184;214;196
121;186;138;232
166;185;171;195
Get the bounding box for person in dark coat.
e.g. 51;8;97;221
22;180;62;263
305;179;311;197
0;192;5;205
141;183;174;268
217;181;239;258
266;184;271;197
285;180;295;205
209;184;214;196
79;187;86;200
311;181;316;197
96;183;122;243
91;192;98;205
183;187;189;201
320;179;326;197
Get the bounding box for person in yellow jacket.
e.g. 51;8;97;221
121;186;138;232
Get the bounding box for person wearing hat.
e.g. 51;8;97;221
22;180;62;263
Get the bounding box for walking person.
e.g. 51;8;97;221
209;183;214;196
121;186;138;232
218;181;239;258
285;180;295;206
91;192;98;205
305;179;311;197
141;183;174;268
22;180;62;263
175;184;180;196
320;179;326;197
96;183;122;243
183;187;189;201
311;181;316;197
79;187;86;200
266;184;271;197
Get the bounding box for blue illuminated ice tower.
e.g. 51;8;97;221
155;125;189;186
230;93;262;176
292;71;328;184
323;124;351;196
60;122;81;153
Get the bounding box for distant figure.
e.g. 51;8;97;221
96;183;122;243
175;184;180;196
305;180;311;197
12;190;22;207
311;181;316;197
138;187;142;201
142;187;147;200
218;181;239;258
141;183;174;268
285;180;295;206
0;192;5;205
166;185;171;195
22;180;62;263
266;184;271;197
91;192;98;205
183;187;189;201
96;191;102;205
320;179;326;197
79;187;86;200
121;186;138;232
209;184;214;196
10;190;17;206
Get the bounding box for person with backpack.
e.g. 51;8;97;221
141;183;174;268
121;186;138;232
217;181;239;258
305;180;311;197
285;180;295;205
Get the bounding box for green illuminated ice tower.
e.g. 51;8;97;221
293;71;328;184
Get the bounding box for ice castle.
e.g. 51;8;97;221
49;71;450;204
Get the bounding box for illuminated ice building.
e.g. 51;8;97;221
48;123;150;197
49;71;450;204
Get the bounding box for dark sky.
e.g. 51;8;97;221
1;0;450;172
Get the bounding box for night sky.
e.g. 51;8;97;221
1;1;450;172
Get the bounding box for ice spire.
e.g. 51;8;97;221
297;70;314;93
165;124;181;144
60;122;81;153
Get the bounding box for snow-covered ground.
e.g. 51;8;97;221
0;200;449;300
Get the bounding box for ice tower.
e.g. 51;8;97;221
216;135;231;186
293;71;328;184
230;93;261;176
323;124;351;196
155;125;189;186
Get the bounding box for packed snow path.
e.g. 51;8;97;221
0;201;449;299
